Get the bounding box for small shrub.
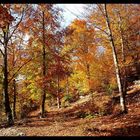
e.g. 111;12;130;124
61;94;72;107
77;111;95;119
20;101;38;119
92;93;114;116
85;113;94;119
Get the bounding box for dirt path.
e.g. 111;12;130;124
11;99;140;136
0;86;140;136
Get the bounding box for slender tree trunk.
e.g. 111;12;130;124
12;48;17;120
86;63;91;90
118;12;127;96
85;45;91;91
57;97;60;109
41;11;47;118
3;28;14;126
57;75;60;109
104;4;127;113
66;75;69;95
41;89;46;118
135;18;140;77
13;79;17;119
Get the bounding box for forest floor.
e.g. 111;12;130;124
0;84;140;136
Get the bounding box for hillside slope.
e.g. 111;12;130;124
0;82;140;136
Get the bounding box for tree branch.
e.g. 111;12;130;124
97;4;106;19
0;39;4;45
93;24;109;36
0;64;3;68
8;58;32;83
0;48;4;56
8;8;25;41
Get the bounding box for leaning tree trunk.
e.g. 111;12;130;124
3;28;14;126
41;11;47;118
104;4;127;113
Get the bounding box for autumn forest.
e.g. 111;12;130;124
0;4;140;136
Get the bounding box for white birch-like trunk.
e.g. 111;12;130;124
104;4;127;113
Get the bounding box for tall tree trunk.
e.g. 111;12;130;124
57;75;60;109
3;28;14;126
41;11;47;118
13;79;17;119
85;45;91;91
118;12;127;96
135;18;140;78
12;47;17;120
104;4;127;113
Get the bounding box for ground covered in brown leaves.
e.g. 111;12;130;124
0;85;140;136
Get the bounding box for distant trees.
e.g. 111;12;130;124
63;19;97;93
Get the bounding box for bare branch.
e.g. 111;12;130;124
0;39;4;45
97;4;106;19
8;8;25;41
0;63;3;68
0;48;4;56
8;58;32;83
93;24;109;36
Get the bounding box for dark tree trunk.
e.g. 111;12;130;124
41;11;47;118
3;28;14;126
12;46;17;120
41;89;46;118
85;45;91;91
